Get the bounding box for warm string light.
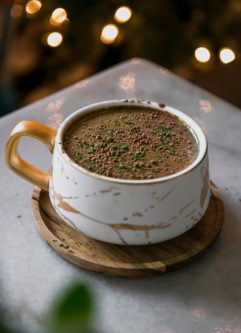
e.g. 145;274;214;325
195;46;236;65
219;48;236;64
114;6;132;23
27;3;237;66
100;24;119;44
194;47;211;63
11;4;23;18
100;5;132;44
25;0;42;15
50;8;68;26
45;8;68;47
47;32;63;47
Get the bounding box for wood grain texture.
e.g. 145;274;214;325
31;183;224;277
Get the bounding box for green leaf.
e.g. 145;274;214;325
45;283;93;333
0;322;15;333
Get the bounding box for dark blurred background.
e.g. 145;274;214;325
1;0;241;117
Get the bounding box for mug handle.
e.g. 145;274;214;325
5;120;56;192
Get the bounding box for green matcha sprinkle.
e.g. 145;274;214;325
124;120;135;125
76;142;84;148
74;152;82;160
114;119;121;126
132;150;145;161
116;163;128;171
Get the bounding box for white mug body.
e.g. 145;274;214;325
49;100;210;245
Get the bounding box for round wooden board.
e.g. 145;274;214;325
32;183;224;277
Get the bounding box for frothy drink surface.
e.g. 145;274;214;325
63;106;198;180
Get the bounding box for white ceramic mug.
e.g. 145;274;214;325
5;100;210;245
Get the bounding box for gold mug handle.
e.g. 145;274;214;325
5;120;56;192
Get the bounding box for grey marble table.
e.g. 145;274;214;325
1;59;241;333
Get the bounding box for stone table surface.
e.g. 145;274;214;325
1;58;241;333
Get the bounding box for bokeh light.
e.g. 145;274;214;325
11;4;23;18
114;6;132;23
100;24;119;44
50;8;67;26
25;0;42;15
47;32;63;47
219;48;236;64
194;47;211;63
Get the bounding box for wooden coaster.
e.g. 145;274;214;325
32;183;224;277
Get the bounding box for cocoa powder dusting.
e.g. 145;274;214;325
63;106;198;180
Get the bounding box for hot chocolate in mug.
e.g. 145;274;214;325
5;100;210;245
